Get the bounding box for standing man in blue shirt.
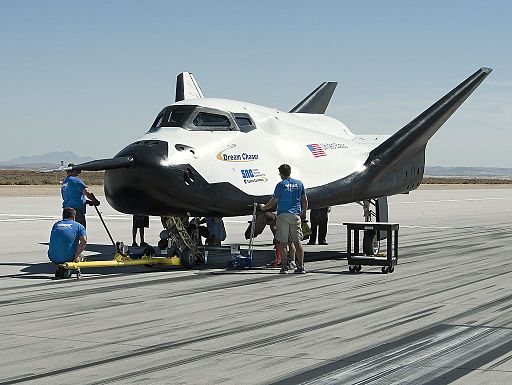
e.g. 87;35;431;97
48;208;87;278
61;165;100;228
260;164;308;274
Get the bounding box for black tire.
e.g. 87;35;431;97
62;269;71;279
363;230;380;256
142;246;156;258
382;266;389;274
355;265;362;273
179;247;195;269
389;265;395;273
349;265;355;273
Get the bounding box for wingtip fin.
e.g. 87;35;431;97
290;82;338;114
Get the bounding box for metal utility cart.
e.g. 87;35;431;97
344;222;399;274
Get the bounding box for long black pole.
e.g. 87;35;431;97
93;205;115;246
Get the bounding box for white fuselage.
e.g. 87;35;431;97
140;98;389;194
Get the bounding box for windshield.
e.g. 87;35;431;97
147;106;196;133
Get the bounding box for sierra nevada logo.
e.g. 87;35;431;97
307;142;348;158
240;169;268;184
216;144;259;162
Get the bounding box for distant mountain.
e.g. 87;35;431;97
425;166;512;178
0;151;94;170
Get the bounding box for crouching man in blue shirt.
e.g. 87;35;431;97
48;208;87;278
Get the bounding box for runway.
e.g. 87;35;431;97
0;188;511;384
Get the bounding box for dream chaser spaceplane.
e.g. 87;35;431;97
70;68;492;221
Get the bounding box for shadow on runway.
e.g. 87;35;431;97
7;243;347;280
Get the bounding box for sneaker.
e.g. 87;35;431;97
294;267;306;274
131;242;138;247
279;267;288;274
140;242;149;247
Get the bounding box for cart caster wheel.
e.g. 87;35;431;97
382;266;389;274
355;265;362;273
389;266;395;273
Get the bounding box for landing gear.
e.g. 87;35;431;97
358;199;384;256
179;247;195;268
161;216;205;269
363;230;380;256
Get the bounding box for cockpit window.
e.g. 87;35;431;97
148;105;245;132
148;108;166;133
164;106;195;127
147;106;196;133
235;117;252;127
193;112;231;127
233;113;256;133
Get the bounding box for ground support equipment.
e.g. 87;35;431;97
162;216;205;268
60;242;181;278
228;204;257;269
344;222;399;274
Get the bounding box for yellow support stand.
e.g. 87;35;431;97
61;254;182;270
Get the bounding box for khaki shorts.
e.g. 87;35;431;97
276;213;302;243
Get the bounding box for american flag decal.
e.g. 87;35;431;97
307;144;326;158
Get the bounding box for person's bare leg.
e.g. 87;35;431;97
289;242;296;261
294;241;304;268
279;242;288;270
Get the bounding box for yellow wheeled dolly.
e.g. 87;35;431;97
57;205;188;279
59;243;183;279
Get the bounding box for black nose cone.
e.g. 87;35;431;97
104;140;173;215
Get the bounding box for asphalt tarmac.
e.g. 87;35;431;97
0;188;511;384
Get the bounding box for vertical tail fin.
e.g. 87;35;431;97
175;72;204;102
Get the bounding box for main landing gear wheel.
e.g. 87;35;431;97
179;247;195;269
363;230;380;256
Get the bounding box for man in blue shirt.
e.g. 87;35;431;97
48;208;87;278
61;165;100;228
260;164;308;274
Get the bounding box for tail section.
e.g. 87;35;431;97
308;67;492;207
290;82;337;114
364;67;492;180
175;72;204;102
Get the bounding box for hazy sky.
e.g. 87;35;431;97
1;0;510;167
